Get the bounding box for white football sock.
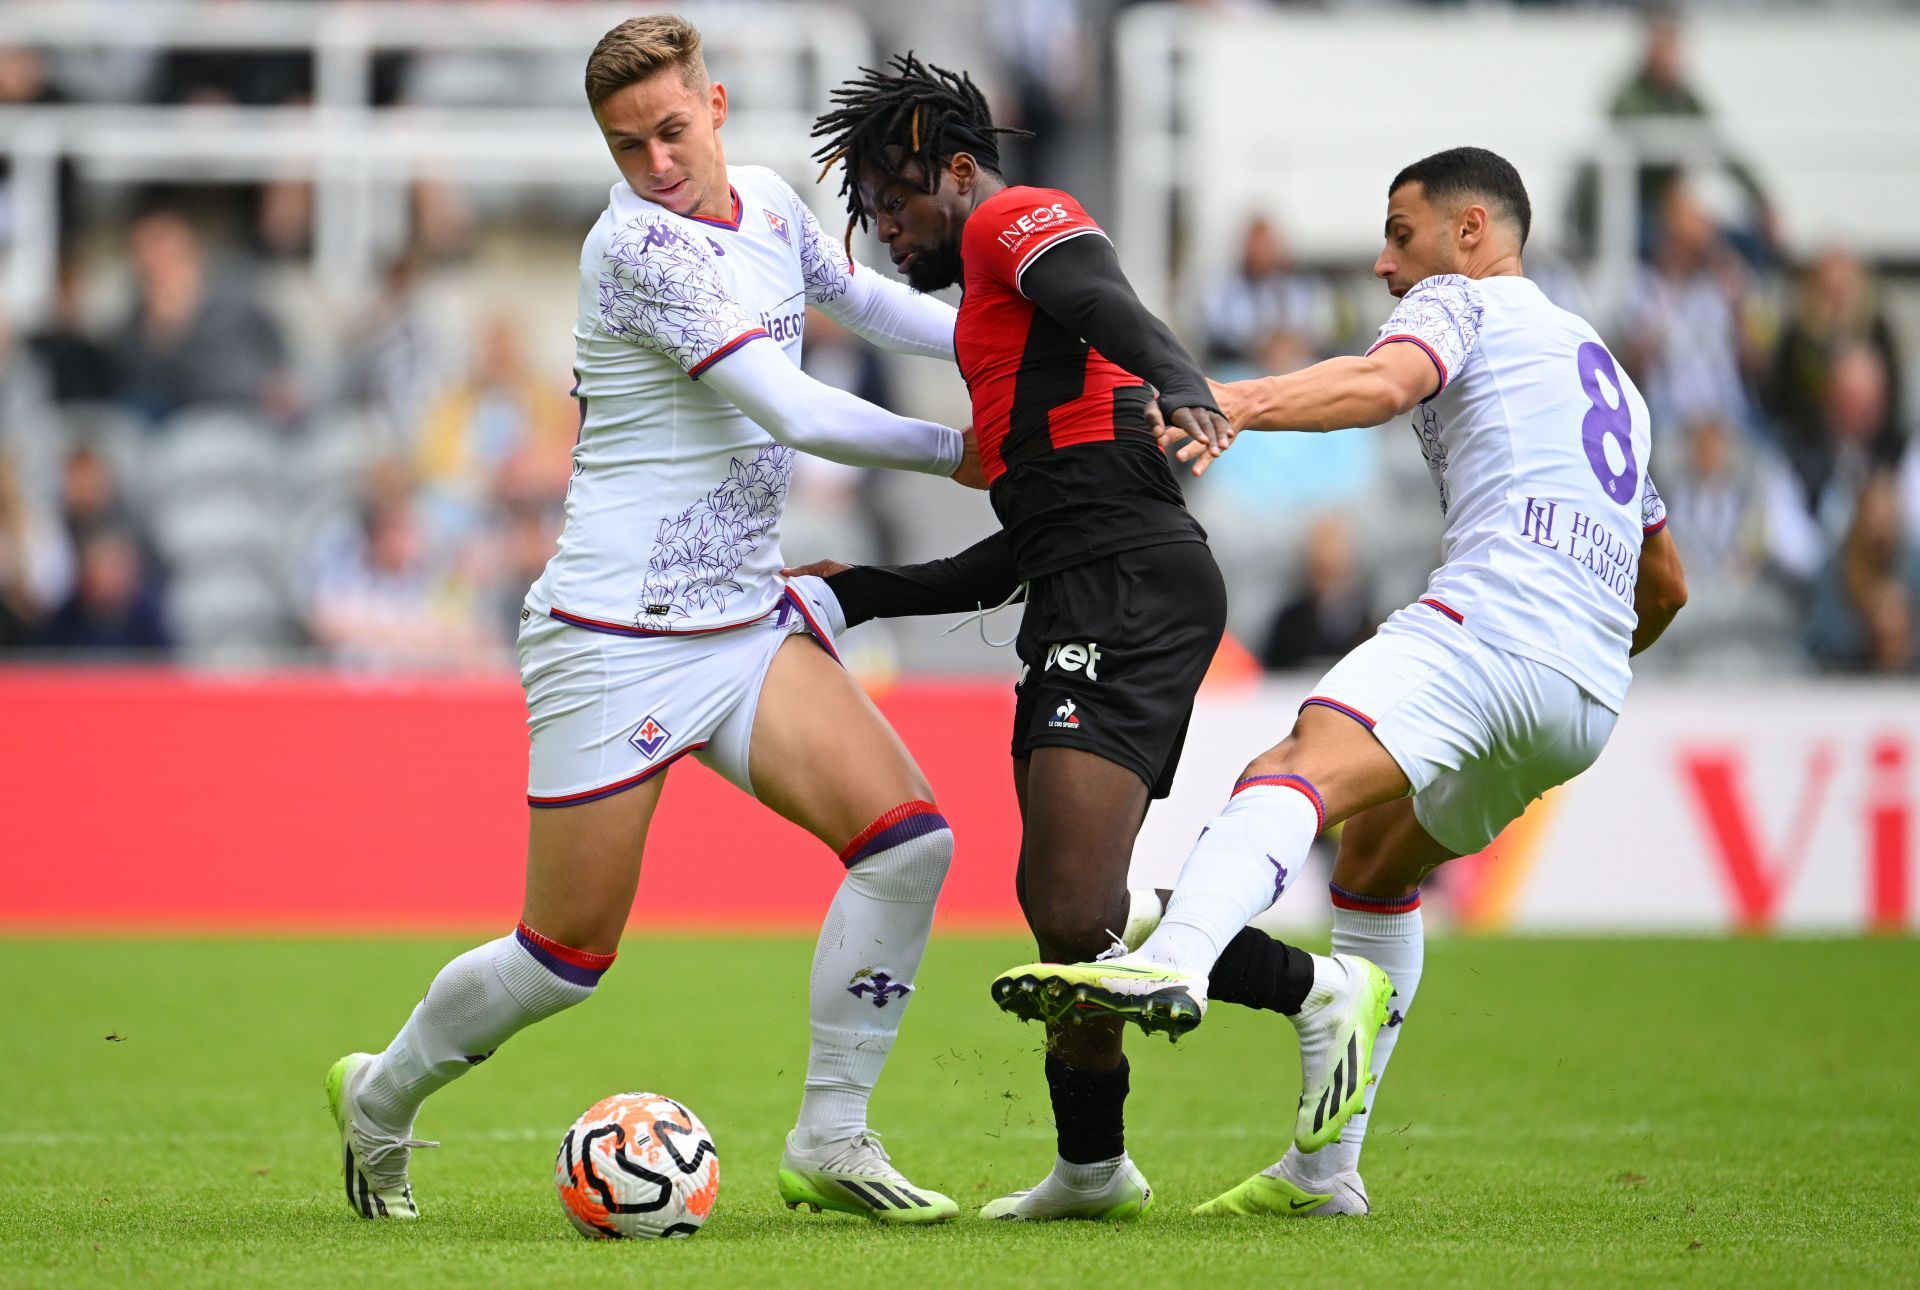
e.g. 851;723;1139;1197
1296;896;1425;1182
794;803;952;1151
1136;776;1322;976
356;925;610;1135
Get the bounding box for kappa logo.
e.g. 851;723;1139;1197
1044;641;1103;680
629;714;672;760
764;209;789;242
1049;699;1081;730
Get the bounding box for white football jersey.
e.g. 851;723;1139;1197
1370;273;1667;711
530;165;867;635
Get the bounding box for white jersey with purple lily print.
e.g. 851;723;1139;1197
1369;273;1667;712
530;164;945;636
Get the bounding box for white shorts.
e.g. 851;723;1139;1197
1305;601;1619;855
517;585;837;807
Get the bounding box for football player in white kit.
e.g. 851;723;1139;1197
1004;148;1690;1216
325;17;980;1223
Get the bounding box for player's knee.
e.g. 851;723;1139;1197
841;802;952;903
1241;735;1304;781
1026;898;1126;963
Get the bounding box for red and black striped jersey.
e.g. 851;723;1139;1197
957;185;1205;577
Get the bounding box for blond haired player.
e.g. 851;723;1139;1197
326;16;981;1224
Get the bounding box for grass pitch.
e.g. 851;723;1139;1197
1;934;1914;1287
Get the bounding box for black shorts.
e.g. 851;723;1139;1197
1011;539;1228;799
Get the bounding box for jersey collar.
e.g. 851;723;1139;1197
685;186;744;232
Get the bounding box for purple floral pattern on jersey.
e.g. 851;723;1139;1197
599;214;758;372
1413;403;1451;514
793;195;852;307
638;444;794;623
1641;472;1667;531
1372;274;1485;390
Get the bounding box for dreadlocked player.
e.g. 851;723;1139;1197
804;56;1388;1221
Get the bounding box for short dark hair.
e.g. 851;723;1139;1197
810;53;1030;240
1390;147;1532;247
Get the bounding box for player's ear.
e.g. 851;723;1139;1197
948;152;978;196
708;80;728;130
1458;202;1487;250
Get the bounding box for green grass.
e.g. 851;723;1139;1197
0;935;1914;1287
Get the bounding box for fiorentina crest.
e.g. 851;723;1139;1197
764;209;789;243
629;715;671;760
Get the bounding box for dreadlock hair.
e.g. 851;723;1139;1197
810;53;1030;247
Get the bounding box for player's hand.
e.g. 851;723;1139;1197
1163;404;1236;478
781;559;853;579
950;425;988;489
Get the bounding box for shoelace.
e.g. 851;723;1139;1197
940;582;1027;649
349;1118;439;1187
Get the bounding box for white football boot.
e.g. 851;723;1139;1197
980;1154;1153;1221
777;1131;958;1223
1291;953;1394;1151
326;1053;437;1220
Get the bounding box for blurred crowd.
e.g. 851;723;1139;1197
0;5;1915;675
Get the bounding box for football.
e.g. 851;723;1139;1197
554;1093;720;1239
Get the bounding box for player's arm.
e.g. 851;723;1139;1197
1207;345;1440;435
785;529;1020;629
1017;233;1234;472
600;212;972;481
1631;477;1686;655
793;192;956;360
701;343;968;478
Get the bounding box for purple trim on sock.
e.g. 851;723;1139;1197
840;807;950;869
1329;881;1421;914
513;925;612;988
1233;773;1326;834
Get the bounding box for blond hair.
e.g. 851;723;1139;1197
584;15;707;108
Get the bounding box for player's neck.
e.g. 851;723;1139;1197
967;172;1008;210
1467;251;1524;281
690;154;732;223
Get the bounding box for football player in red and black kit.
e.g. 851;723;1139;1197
798;56;1332;1220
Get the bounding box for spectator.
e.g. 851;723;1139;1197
1199;216;1342;366
59;446;139;550
26;260;120;406
415;314;572;534
343;257;450;448
0;451;72;647
1761;248;1907;513
115;209;296;426
1570;9;1775;262
1807;473;1920;674
1620;181;1756;434
36;526;171;654
304;487;494;672
1259;513;1373;671
0;45;81;251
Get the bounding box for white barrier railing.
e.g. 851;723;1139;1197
1113;8;1920;319
0;2;871;321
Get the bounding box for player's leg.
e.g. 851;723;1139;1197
983;746;1155;1221
1197;797;1455;1217
333;777;664;1218
735;631;959;1222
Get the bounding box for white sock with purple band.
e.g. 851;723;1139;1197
1288;886;1425;1184
356;924;614;1134
1135;775;1325;976
794;801;953;1151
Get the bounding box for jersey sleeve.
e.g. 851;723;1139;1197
1367;274;1486;397
597;212;766;377
789;187;855;308
965;189;1112;298
1641;472;1668;535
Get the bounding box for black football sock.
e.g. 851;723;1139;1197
1208;926;1315;1016
1045;1054;1129;1164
